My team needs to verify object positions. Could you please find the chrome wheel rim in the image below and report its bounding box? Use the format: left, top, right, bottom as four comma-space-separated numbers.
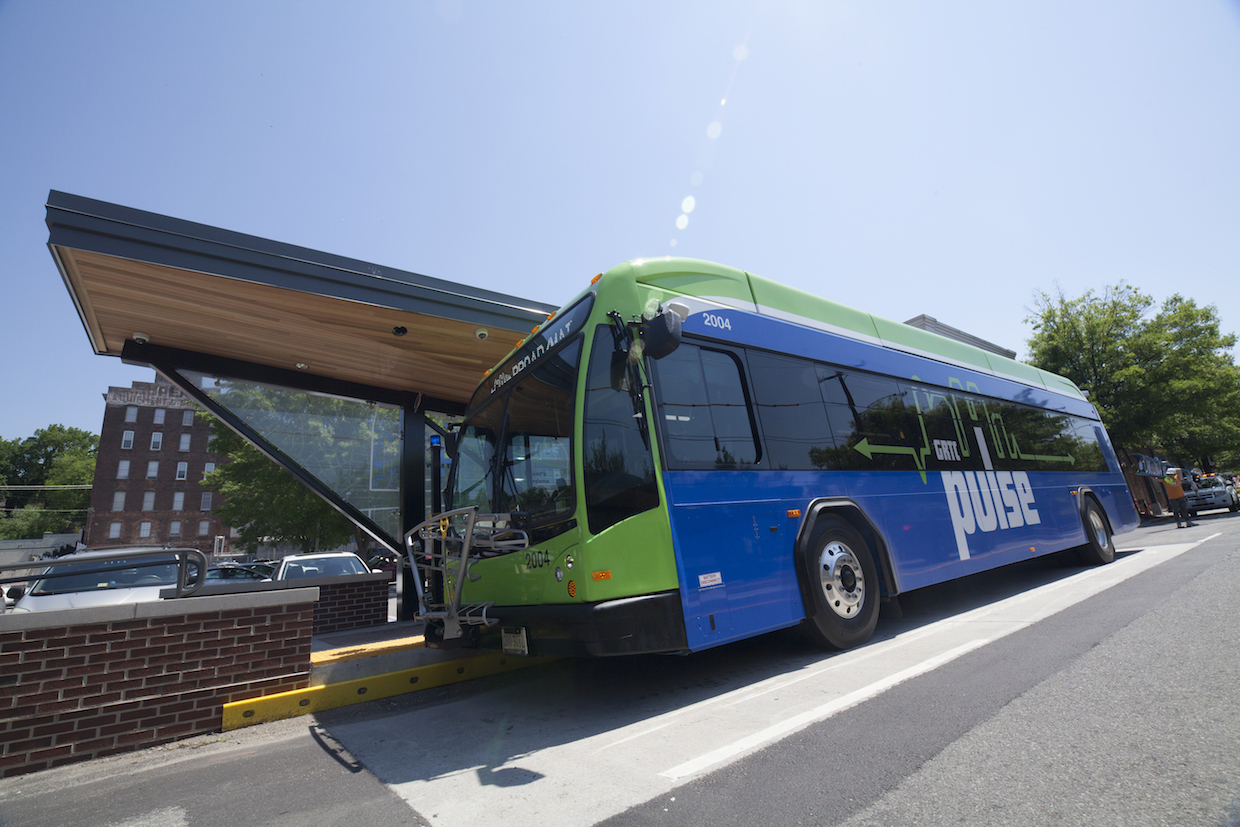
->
1088, 509, 1110, 550
818, 540, 864, 619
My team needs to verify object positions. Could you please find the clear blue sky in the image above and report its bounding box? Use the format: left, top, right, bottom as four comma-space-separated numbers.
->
2, 0, 1238, 441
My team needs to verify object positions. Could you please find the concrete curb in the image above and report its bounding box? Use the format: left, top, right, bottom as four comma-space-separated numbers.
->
221, 650, 556, 730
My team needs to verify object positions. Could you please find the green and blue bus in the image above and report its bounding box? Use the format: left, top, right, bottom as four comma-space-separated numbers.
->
409, 257, 1137, 656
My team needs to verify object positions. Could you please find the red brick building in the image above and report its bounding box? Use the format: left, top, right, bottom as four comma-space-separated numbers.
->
84, 375, 232, 555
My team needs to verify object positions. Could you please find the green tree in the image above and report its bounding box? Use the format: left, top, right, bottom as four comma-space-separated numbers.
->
201, 421, 360, 554
0, 425, 98, 540
1026, 284, 1240, 468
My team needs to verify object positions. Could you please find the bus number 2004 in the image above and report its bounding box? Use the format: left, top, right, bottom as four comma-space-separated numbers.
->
525, 551, 552, 569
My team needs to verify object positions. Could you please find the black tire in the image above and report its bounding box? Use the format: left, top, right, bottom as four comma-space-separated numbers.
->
1076, 497, 1115, 566
799, 517, 880, 649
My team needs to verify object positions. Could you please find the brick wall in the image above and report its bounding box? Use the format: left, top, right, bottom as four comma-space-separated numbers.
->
310, 574, 390, 635
0, 588, 318, 777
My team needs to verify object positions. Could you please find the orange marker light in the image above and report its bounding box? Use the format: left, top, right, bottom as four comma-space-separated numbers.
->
592, 571, 612, 581
787, 509, 802, 518
567, 580, 576, 597
591, 273, 602, 284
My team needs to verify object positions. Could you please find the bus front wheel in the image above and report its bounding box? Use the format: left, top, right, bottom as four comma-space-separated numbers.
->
800, 517, 880, 650
1076, 497, 1115, 566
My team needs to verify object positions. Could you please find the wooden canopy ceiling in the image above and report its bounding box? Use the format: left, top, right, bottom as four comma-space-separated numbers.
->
47, 192, 557, 411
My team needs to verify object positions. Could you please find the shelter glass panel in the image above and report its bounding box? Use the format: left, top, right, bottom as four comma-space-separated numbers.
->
180, 372, 404, 541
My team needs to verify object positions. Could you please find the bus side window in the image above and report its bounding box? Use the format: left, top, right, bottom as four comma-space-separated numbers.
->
747, 351, 834, 470
654, 344, 760, 469
817, 367, 918, 470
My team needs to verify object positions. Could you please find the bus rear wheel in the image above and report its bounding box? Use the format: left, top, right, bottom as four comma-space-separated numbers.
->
1076, 497, 1115, 566
800, 517, 879, 650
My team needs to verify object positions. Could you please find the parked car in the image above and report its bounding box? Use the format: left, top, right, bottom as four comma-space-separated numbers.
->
1186, 475, 1239, 514
269, 552, 375, 580
8, 550, 201, 612
204, 563, 269, 583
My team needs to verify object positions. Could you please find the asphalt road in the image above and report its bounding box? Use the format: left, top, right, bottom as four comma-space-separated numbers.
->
2, 513, 1238, 827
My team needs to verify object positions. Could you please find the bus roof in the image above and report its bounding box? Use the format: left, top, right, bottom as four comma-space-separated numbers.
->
615, 257, 1086, 402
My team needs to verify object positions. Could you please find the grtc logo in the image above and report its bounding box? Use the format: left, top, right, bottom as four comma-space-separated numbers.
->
942, 470, 1040, 560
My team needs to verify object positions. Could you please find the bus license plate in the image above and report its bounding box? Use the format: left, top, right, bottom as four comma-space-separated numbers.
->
502, 626, 529, 656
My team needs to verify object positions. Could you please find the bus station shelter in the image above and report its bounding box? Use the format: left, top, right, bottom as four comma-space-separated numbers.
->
45, 190, 557, 570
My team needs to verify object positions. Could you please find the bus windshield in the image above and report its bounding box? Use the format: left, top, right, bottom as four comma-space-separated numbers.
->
451, 337, 582, 526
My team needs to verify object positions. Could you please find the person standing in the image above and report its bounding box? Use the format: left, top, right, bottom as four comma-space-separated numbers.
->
1162, 467, 1196, 528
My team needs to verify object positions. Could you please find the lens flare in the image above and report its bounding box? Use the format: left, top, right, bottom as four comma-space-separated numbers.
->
681, 196, 696, 213
676, 214, 689, 230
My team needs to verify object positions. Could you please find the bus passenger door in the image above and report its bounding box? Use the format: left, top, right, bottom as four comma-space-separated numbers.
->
665, 481, 804, 650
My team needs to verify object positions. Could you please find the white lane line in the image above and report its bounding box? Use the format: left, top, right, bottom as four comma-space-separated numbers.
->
659, 535, 1215, 782
597, 623, 950, 753
660, 639, 991, 780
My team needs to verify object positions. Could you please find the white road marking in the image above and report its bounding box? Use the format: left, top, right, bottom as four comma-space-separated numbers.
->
331, 536, 1208, 827
660, 639, 991, 780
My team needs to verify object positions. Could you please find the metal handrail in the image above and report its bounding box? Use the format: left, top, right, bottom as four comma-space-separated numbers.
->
0, 547, 209, 600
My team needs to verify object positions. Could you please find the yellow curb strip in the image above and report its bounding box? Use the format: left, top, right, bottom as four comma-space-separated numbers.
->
222, 652, 556, 731
309, 635, 425, 666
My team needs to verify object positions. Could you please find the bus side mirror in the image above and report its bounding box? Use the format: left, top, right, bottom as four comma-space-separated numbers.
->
640, 309, 682, 360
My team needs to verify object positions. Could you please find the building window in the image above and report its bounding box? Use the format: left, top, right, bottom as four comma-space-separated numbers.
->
121, 430, 134, 450
117, 460, 130, 479
179, 433, 191, 452
172, 491, 185, 511
109, 522, 122, 539
150, 432, 163, 451
111, 491, 126, 511
169, 520, 181, 537
176, 461, 188, 480
125, 406, 138, 423
146, 461, 159, 479
142, 491, 156, 511
201, 492, 213, 511
182, 410, 194, 427
198, 519, 210, 537
153, 408, 166, 425
139, 521, 152, 538
203, 462, 215, 476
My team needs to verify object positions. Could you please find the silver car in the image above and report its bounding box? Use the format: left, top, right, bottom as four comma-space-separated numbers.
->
9, 550, 200, 612
1186, 476, 1239, 514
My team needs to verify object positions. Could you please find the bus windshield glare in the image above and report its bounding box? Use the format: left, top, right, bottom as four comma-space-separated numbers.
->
451, 337, 582, 526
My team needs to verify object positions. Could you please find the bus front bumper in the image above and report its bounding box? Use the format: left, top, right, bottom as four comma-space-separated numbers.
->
487, 590, 688, 657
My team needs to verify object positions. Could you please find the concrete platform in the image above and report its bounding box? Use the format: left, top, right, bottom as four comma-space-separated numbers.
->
310, 619, 500, 686
222, 618, 556, 731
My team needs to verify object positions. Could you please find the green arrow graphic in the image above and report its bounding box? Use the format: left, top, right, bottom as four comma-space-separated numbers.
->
854, 438, 928, 482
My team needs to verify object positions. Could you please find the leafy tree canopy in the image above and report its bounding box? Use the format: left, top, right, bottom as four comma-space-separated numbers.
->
0, 425, 98, 540
1026, 284, 1240, 469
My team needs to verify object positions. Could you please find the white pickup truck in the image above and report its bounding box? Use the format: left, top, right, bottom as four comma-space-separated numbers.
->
1185, 475, 1239, 514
